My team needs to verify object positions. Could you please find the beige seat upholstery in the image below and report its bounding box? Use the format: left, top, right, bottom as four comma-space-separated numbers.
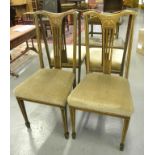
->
51, 45, 86, 67
61, 3, 76, 12
89, 48, 124, 72
13, 10, 78, 139
14, 69, 74, 106
68, 10, 136, 151
81, 36, 124, 49
68, 73, 133, 117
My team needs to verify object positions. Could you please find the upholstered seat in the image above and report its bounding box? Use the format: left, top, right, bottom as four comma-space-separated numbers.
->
80, 36, 124, 49
89, 48, 124, 72
61, 3, 76, 12
50, 45, 86, 67
76, 2, 89, 10
68, 73, 133, 117
14, 69, 74, 106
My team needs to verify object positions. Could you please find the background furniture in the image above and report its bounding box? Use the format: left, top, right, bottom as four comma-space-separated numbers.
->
60, 0, 76, 30
88, 0, 97, 9
10, 25, 37, 77
68, 10, 136, 151
68, 0, 85, 6
123, 0, 139, 8
13, 10, 78, 138
61, 0, 76, 12
10, 6, 17, 26
10, 1, 27, 24
29, 0, 60, 12
137, 28, 144, 55
89, 0, 123, 37
104, 0, 123, 12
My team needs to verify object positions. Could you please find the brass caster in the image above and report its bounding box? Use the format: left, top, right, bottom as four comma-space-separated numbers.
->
120, 143, 124, 151
65, 132, 69, 139
25, 122, 30, 128
72, 132, 76, 139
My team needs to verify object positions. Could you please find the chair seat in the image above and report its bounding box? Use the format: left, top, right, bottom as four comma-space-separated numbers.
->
50, 45, 86, 67
88, 48, 124, 72
68, 73, 133, 117
61, 3, 76, 7
80, 37, 124, 49
77, 2, 89, 10
14, 69, 74, 107
61, 3, 76, 11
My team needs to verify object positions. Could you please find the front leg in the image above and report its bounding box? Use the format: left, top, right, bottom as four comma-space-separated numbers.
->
17, 98, 30, 128
120, 117, 130, 151
60, 107, 69, 139
69, 106, 76, 139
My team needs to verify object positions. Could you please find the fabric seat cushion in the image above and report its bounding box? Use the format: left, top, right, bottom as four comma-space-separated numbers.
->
61, 3, 76, 11
89, 48, 124, 72
50, 45, 86, 67
80, 37, 124, 49
14, 69, 74, 107
68, 73, 133, 117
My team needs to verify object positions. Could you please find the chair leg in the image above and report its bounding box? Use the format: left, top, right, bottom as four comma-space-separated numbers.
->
84, 57, 88, 73
73, 79, 76, 89
69, 106, 76, 139
16, 98, 30, 128
120, 118, 130, 151
66, 17, 69, 31
78, 66, 81, 84
60, 107, 69, 139
91, 23, 93, 37
116, 22, 119, 39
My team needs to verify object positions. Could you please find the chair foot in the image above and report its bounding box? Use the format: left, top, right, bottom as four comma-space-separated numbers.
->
25, 122, 30, 128
64, 132, 69, 139
72, 132, 76, 139
120, 143, 124, 151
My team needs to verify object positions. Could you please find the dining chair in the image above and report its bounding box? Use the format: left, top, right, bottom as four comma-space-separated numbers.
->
89, 0, 123, 37
13, 9, 78, 139
68, 10, 136, 150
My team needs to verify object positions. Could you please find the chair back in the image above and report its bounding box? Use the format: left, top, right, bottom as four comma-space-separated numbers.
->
34, 10, 78, 75
83, 10, 136, 77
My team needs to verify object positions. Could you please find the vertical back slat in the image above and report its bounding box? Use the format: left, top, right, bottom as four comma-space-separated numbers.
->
39, 15, 52, 68
34, 14, 44, 68
84, 14, 90, 73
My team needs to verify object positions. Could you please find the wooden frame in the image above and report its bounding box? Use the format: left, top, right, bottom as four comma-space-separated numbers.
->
15, 10, 78, 139
69, 10, 136, 150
